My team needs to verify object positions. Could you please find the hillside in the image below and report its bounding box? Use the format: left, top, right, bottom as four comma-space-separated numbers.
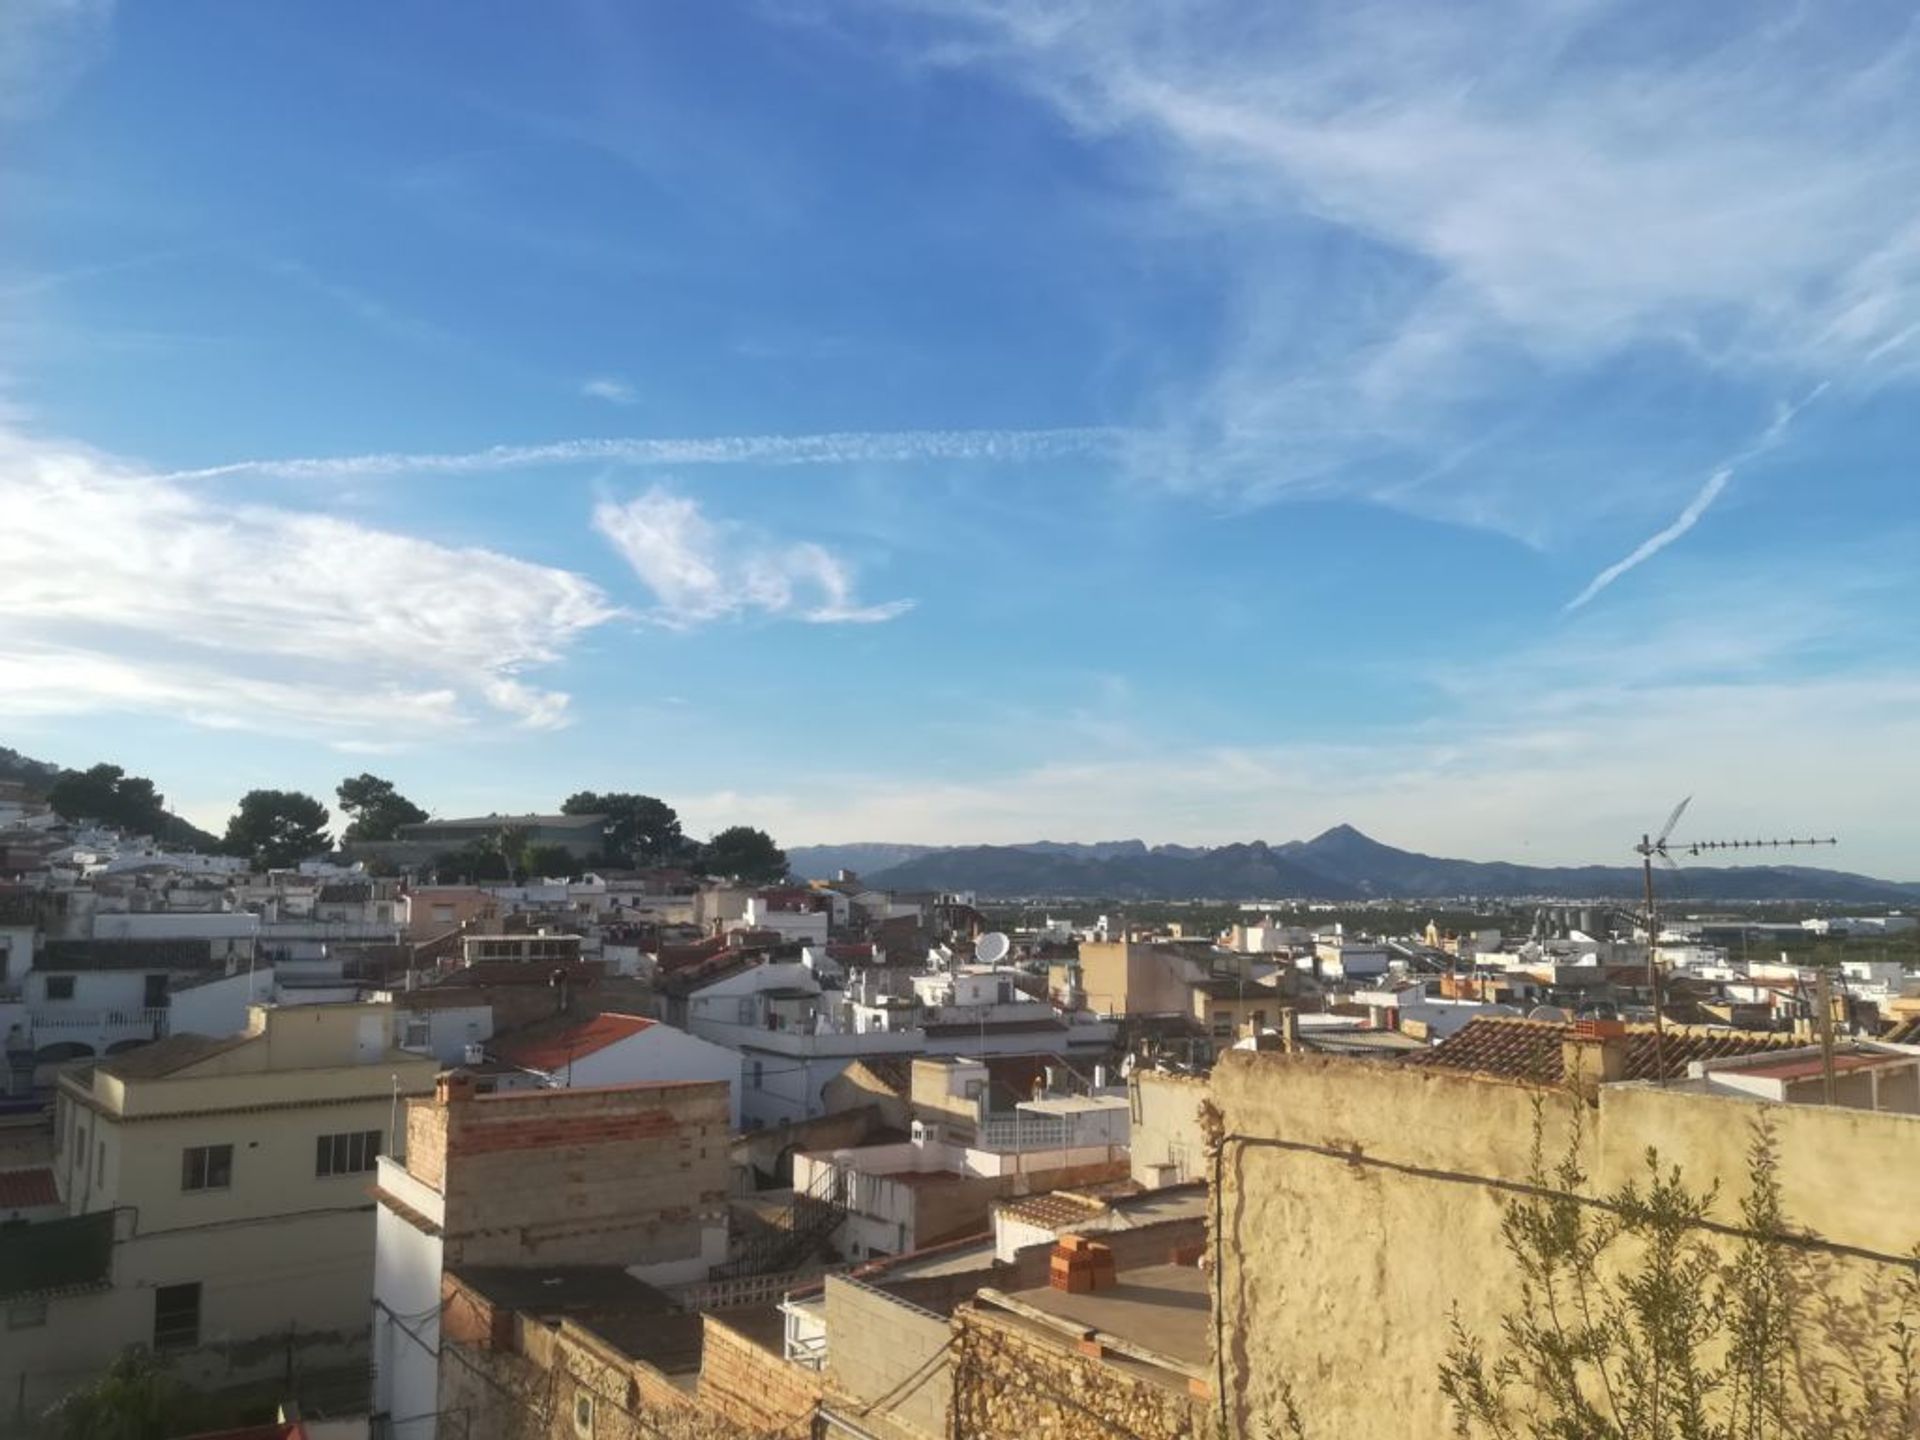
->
845, 824, 1920, 902
0, 744, 220, 849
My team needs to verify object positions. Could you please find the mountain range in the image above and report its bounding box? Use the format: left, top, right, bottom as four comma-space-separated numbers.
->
787, 826, 1920, 904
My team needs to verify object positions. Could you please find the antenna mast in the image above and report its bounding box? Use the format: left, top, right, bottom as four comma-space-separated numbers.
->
1633, 799, 1836, 1084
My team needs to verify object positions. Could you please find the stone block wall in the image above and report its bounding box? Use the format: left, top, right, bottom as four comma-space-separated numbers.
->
950, 1304, 1208, 1440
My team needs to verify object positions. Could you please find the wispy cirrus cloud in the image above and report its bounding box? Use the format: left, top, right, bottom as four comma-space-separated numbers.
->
0, 423, 617, 738
158, 425, 1123, 483
581, 376, 638, 405
0, 0, 113, 121
593, 485, 913, 628
885, 0, 1920, 554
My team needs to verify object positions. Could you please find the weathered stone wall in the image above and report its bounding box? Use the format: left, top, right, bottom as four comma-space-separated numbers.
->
824, 1275, 951, 1438
437, 1080, 730, 1268
950, 1304, 1208, 1440
694, 1313, 821, 1435
1209, 1049, 1920, 1440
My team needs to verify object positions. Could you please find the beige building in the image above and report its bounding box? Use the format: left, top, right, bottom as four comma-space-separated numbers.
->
2, 1004, 439, 1416
1208, 1020, 1920, 1439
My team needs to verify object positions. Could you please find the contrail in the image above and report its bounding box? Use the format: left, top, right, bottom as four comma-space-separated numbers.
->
1564, 383, 1828, 612
157, 426, 1127, 483
1563, 468, 1733, 611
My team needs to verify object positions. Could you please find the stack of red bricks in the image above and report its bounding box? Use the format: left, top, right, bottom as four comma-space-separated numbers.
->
1049, 1235, 1117, 1294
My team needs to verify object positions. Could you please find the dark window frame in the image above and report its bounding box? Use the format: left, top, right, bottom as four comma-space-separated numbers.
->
44, 975, 75, 1001
315, 1129, 382, 1177
181, 1144, 233, 1192
153, 1282, 200, 1351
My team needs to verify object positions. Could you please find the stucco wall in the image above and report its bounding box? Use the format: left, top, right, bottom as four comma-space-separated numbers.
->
1128, 1071, 1209, 1189
1209, 1050, 1920, 1440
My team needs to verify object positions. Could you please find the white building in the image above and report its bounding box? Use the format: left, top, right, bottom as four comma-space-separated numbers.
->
493, 1012, 743, 1128
687, 962, 1117, 1128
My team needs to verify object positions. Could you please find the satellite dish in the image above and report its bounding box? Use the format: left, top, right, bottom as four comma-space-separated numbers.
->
973, 931, 1010, 966
1528, 1005, 1570, 1024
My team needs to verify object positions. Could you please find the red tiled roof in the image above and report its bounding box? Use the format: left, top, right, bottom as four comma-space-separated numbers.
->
0, 1167, 59, 1209
497, 1012, 654, 1071
1403, 1016, 1803, 1084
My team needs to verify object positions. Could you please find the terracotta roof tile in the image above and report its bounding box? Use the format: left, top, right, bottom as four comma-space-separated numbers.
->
1403, 1016, 1802, 1085
496, 1012, 654, 1071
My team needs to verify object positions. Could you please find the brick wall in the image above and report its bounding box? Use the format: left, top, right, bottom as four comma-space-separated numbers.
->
695, 1313, 822, 1434
436, 1079, 730, 1268
950, 1305, 1208, 1440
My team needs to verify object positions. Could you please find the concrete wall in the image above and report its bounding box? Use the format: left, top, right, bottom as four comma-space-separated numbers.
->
1076, 942, 1190, 1017
371, 1202, 443, 1438
820, 1062, 912, 1133
825, 1275, 950, 1438
1209, 1049, 1920, 1440
3, 1208, 376, 1416
1127, 1071, 1209, 1189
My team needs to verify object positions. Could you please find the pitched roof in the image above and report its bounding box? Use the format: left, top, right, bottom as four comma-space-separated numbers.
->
1403, 1016, 1803, 1085
496, 1012, 655, 1071
96, 1032, 255, 1080
0, 1167, 58, 1209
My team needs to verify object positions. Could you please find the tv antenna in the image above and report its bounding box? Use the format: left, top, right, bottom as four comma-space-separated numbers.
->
1634, 797, 1837, 1083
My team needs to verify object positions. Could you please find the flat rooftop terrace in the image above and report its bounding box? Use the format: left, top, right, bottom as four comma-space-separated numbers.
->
1003, 1262, 1210, 1369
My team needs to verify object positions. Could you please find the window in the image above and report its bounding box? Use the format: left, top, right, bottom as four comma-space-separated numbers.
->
181, 1144, 232, 1192
143, 974, 169, 1008
402, 1017, 432, 1050
44, 975, 74, 1001
751, 1060, 764, 1090
431, 904, 455, 924
153, 1283, 200, 1351
1211, 1016, 1234, 1039
572, 1392, 594, 1439
316, 1130, 382, 1177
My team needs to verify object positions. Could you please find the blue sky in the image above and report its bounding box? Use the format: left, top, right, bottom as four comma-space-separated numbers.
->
4, 0, 1919, 873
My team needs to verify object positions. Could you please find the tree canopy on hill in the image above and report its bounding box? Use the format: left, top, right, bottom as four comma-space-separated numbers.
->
335, 773, 428, 843
562, 791, 690, 866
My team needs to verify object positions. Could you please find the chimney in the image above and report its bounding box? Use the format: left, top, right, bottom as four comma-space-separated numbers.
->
1278, 1008, 1300, 1053
1049, 1236, 1117, 1294
437, 1070, 477, 1107
1563, 1019, 1629, 1095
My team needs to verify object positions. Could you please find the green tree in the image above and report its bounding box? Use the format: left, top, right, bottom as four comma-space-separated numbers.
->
334, 773, 428, 844
561, 791, 686, 866
699, 825, 788, 884
1439, 1103, 1920, 1440
47, 764, 169, 837
525, 842, 580, 878
222, 789, 331, 870
45, 1348, 219, 1440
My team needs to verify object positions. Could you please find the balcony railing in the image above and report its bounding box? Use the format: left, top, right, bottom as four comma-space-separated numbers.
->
30, 1007, 171, 1035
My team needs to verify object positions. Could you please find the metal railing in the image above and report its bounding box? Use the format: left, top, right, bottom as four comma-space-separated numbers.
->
30, 1007, 171, 1035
